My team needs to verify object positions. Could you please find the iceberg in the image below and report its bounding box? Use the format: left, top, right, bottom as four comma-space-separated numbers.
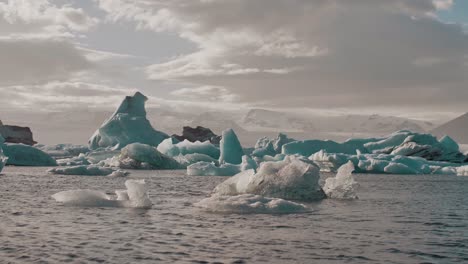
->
309, 151, 464, 175
2, 143, 57, 166
89, 92, 169, 150
47, 165, 121, 176
253, 133, 296, 157
214, 156, 326, 201
282, 139, 365, 157
174, 153, 219, 167
219, 129, 244, 165
187, 155, 257, 176
56, 153, 90, 166
110, 143, 183, 170
194, 194, 307, 214
52, 179, 151, 208
323, 161, 359, 199
456, 166, 468, 176
157, 138, 220, 159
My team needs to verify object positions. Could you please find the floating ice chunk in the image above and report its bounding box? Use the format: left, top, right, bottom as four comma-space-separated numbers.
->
187, 155, 256, 176
0, 148, 7, 173
57, 153, 90, 166
48, 165, 116, 176
115, 190, 129, 200
108, 170, 129, 177
89, 92, 168, 150
173, 153, 219, 167
2, 143, 57, 166
114, 143, 183, 170
187, 162, 241, 176
323, 161, 359, 199
456, 166, 468, 176
52, 190, 115, 207
34, 144, 90, 159
52, 179, 152, 208
214, 156, 325, 201
194, 194, 307, 214
157, 138, 220, 159
219, 129, 244, 165
85, 149, 121, 164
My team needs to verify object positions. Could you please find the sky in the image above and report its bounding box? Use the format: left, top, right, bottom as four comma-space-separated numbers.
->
0, 0, 467, 143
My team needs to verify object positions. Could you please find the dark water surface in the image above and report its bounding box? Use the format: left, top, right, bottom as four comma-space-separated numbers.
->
1, 167, 467, 263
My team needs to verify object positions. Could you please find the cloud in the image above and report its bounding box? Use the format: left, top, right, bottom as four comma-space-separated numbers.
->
170, 85, 240, 102
97, 0, 468, 111
0, 0, 98, 40
0, 39, 92, 85
0, 81, 135, 112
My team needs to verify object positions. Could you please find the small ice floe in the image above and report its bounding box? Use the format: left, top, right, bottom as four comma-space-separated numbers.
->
323, 161, 359, 200
194, 194, 307, 214
51, 180, 152, 208
47, 165, 123, 176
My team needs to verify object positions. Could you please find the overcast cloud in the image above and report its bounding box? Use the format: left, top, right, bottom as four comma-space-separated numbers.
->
0, 0, 467, 143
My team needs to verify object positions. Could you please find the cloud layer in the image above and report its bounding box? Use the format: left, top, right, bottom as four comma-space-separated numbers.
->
97, 0, 468, 110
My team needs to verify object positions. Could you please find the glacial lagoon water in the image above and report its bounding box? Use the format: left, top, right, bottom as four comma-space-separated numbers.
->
1, 167, 468, 263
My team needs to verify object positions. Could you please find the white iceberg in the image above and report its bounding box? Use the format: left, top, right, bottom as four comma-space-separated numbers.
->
214, 156, 325, 201
89, 92, 168, 150
157, 138, 220, 159
48, 165, 121, 176
323, 161, 359, 199
194, 194, 307, 214
456, 166, 468, 176
2, 143, 57, 166
187, 155, 256, 176
52, 179, 151, 208
110, 143, 183, 170
219, 129, 244, 165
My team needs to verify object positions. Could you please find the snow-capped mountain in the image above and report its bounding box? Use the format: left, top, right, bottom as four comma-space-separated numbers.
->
431, 112, 468, 143
239, 109, 433, 136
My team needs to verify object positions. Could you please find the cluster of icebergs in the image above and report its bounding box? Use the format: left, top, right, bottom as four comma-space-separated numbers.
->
1, 92, 467, 213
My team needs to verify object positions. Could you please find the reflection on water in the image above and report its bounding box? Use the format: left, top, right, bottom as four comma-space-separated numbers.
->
1, 167, 468, 263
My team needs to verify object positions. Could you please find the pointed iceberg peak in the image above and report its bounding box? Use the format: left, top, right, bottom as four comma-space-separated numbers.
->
89, 92, 169, 150
114, 92, 148, 117
219, 128, 244, 165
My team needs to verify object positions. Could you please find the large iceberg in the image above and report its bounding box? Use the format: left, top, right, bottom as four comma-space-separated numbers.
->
219, 129, 244, 165
323, 161, 359, 199
52, 179, 151, 208
2, 143, 57, 166
213, 156, 326, 201
106, 143, 183, 170
187, 155, 257, 176
194, 194, 307, 214
89, 92, 168, 150
157, 138, 220, 159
